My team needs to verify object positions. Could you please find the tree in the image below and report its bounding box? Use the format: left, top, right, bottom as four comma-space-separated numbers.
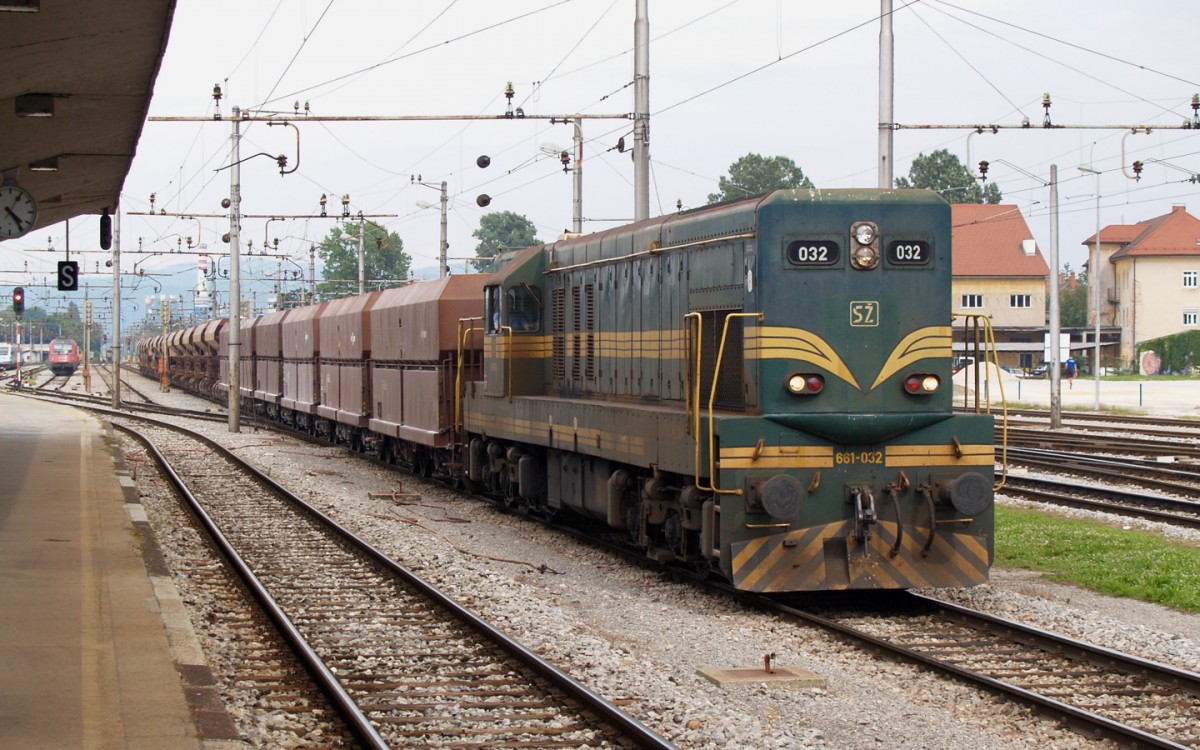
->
707, 153, 814, 205
471, 211, 540, 273
895, 149, 1002, 204
315, 221, 409, 300
1058, 263, 1088, 328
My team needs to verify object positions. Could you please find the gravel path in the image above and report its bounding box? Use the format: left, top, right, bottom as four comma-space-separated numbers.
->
123, 379, 1199, 749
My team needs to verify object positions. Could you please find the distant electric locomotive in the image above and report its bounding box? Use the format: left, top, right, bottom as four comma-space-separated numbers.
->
48, 337, 80, 376
144, 188, 997, 593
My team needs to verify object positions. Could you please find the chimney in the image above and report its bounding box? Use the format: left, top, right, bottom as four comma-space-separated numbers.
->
1172, 204, 1187, 212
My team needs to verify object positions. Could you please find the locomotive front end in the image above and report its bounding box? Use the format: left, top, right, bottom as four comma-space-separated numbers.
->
710, 190, 994, 591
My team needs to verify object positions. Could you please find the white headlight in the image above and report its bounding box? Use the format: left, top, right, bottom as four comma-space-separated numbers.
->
852, 244, 879, 270
854, 223, 875, 245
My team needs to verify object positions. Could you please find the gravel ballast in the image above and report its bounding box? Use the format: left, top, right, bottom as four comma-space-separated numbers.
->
120, 382, 1199, 749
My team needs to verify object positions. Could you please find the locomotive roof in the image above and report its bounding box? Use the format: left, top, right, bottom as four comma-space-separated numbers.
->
492, 188, 947, 274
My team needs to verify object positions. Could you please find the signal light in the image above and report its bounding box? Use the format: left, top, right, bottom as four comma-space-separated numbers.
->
904, 374, 940, 395
99, 208, 112, 250
12, 286, 25, 316
787, 373, 824, 395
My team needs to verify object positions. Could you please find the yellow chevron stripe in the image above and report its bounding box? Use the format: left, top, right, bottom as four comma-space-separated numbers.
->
747, 327, 860, 390
869, 326, 952, 390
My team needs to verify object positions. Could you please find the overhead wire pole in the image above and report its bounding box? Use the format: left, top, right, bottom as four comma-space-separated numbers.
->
1048, 164, 1062, 429
439, 180, 448, 278
111, 204, 121, 408
1079, 164, 1102, 411
980, 158, 1063, 426
412, 178, 450, 278
228, 107, 242, 433
633, 0, 650, 221
358, 212, 365, 295
878, 0, 894, 189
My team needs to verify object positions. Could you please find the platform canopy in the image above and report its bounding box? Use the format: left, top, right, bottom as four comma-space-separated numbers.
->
0, 0, 177, 232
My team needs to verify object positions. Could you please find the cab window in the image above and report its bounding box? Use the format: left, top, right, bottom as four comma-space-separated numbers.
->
506, 284, 542, 333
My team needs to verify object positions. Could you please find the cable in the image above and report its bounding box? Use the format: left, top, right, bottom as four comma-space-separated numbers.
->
312, 0, 462, 102
517, 0, 620, 111
923, 2, 1190, 122
254, 0, 339, 112
225, 0, 286, 82
653, 2, 919, 119
261, 0, 577, 108
907, 3, 1027, 120
930, 0, 1200, 90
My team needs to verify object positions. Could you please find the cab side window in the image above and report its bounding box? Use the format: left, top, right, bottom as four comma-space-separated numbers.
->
485, 286, 502, 333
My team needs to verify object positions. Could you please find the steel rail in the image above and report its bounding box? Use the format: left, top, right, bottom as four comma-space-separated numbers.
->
1001, 473, 1200, 528
1004, 446, 1200, 497
111, 412, 677, 750
113, 420, 391, 749
729, 587, 1198, 750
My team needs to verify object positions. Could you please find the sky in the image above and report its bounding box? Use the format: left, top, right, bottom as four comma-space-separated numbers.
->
4, 0, 1200, 325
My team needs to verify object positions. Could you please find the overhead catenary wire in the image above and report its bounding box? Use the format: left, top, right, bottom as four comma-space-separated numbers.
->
260, 0, 579, 109
922, 1, 1194, 123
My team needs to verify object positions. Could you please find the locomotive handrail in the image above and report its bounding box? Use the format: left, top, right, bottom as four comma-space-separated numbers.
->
684, 312, 703, 487
705, 312, 764, 496
500, 326, 513, 401
545, 231, 757, 274
454, 317, 483, 440
954, 313, 1008, 492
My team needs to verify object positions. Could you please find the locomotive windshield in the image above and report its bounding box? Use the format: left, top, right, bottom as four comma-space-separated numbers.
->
506, 284, 541, 333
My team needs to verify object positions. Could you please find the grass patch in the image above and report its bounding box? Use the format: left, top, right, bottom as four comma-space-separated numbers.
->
995, 505, 1200, 613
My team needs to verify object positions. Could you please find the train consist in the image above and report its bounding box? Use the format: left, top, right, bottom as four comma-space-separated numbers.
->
48, 338, 81, 376
138, 188, 998, 592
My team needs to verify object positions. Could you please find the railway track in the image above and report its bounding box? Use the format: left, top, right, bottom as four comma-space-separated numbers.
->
115, 413, 674, 749
1005, 427, 1200, 460
92, 362, 157, 404
1001, 448, 1200, 528
35, 370, 71, 391
755, 591, 1200, 750
998, 407, 1200, 437
1000, 473, 1200, 529
32, 387, 1200, 746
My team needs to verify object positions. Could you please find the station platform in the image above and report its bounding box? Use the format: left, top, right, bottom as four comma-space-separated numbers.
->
0, 393, 241, 749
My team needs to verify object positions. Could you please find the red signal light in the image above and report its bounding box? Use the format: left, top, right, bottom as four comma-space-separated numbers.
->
787, 373, 825, 395
904, 374, 940, 394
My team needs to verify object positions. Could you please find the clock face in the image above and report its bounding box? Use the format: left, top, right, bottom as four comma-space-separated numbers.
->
0, 185, 38, 239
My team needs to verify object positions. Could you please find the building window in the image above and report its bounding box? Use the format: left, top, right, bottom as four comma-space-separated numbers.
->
1009, 294, 1031, 308
1186, 309, 1198, 326
1185, 270, 1198, 288
961, 294, 983, 308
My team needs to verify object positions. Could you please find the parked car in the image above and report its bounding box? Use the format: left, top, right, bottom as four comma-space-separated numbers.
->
1028, 361, 1049, 378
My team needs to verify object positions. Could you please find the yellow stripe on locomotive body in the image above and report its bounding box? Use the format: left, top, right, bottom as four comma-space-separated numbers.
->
488, 324, 953, 398
884, 443, 995, 467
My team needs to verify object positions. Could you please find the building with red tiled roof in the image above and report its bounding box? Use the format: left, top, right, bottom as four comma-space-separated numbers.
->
1083, 204, 1200, 364
951, 204, 1051, 371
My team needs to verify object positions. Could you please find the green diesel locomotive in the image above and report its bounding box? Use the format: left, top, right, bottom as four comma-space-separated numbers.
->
462, 188, 995, 592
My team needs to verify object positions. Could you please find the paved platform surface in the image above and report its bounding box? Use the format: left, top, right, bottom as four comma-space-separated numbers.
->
955, 367, 1200, 418
0, 393, 240, 749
